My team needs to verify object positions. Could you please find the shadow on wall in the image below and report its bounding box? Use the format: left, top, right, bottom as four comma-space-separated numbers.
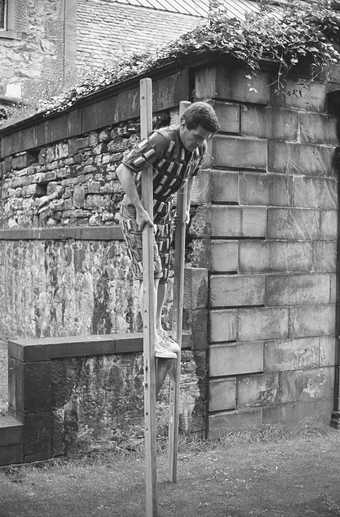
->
328, 89, 340, 429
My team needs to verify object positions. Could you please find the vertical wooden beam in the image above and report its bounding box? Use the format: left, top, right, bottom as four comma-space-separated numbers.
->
168, 100, 191, 482
140, 78, 158, 517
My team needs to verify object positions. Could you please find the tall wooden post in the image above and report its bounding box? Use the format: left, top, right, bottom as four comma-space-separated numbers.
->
168, 100, 191, 482
140, 78, 158, 517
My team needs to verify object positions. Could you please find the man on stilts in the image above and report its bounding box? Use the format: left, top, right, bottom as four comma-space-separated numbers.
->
117, 101, 219, 391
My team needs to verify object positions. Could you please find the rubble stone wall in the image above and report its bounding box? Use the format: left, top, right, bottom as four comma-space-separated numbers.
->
0, 0, 65, 103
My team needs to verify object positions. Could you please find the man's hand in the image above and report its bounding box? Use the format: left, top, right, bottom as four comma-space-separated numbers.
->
136, 205, 154, 231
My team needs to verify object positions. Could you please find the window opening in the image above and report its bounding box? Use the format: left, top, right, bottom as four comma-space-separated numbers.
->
0, 0, 7, 30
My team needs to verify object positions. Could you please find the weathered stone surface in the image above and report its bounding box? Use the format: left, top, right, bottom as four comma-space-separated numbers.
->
209, 342, 263, 377
191, 309, 208, 350
240, 241, 313, 273
0, 59, 337, 438
184, 267, 208, 310
208, 408, 263, 439
211, 170, 239, 204
195, 66, 271, 105
240, 105, 268, 139
239, 241, 270, 272
320, 210, 338, 240
0, 123, 135, 228
237, 373, 279, 408
289, 304, 336, 338
210, 275, 265, 308
271, 80, 327, 112
209, 378, 236, 412
241, 106, 299, 141
279, 367, 334, 404
300, 113, 338, 145
312, 241, 337, 272
23, 362, 52, 412
212, 101, 240, 133
242, 208, 267, 237
190, 170, 211, 205
238, 307, 289, 341
267, 208, 320, 240
329, 273, 337, 304
262, 398, 333, 427
0, 340, 7, 413
264, 337, 320, 372
212, 135, 267, 170
210, 240, 239, 273
292, 177, 337, 209
265, 274, 331, 306
190, 205, 212, 237
328, 63, 340, 83
269, 173, 293, 206
268, 141, 335, 176
8, 357, 23, 416
190, 238, 211, 269
210, 309, 237, 342
239, 173, 269, 205
319, 336, 336, 367
0, 240, 142, 339
0, 443, 23, 467
54, 349, 206, 451
23, 412, 53, 461
239, 173, 292, 207
210, 206, 241, 237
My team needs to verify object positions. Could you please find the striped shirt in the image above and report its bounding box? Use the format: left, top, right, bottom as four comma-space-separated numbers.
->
122, 126, 206, 223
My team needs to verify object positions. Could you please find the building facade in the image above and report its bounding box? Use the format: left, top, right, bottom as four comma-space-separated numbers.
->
0, 0, 205, 116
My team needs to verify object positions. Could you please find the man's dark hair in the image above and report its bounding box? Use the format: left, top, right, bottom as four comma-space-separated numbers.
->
181, 102, 220, 133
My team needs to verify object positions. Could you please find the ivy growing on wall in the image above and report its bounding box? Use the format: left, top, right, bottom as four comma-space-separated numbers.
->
7, 2, 340, 120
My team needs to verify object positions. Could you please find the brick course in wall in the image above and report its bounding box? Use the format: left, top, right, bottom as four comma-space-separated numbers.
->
76, 1, 203, 73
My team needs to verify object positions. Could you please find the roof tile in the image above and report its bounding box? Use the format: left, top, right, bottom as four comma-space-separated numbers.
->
113, 0, 262, 18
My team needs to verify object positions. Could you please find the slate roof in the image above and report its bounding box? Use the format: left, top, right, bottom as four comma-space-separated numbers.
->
113, 0, 263, 18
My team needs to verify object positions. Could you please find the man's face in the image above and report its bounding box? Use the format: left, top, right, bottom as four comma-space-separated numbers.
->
179, 122, 212, 152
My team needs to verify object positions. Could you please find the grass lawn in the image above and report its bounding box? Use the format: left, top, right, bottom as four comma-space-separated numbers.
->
0, 423, 340, 517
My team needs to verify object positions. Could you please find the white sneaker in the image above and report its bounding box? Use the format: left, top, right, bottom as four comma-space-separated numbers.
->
159, 329, 180, 354
154, 332, 178, 358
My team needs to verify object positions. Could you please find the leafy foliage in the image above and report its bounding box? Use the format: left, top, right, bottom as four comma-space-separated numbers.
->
9, 2, 340, 119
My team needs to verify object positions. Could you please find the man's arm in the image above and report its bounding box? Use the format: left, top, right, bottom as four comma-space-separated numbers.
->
116, 163, 154, 230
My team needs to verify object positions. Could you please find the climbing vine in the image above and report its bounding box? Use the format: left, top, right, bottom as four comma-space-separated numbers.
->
7, 2, 340, 120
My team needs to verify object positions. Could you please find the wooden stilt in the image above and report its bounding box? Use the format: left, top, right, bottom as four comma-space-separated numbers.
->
140, 78, 158, 517
168, 101, 191, 483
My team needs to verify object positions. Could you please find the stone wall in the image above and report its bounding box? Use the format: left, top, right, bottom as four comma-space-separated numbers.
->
0, 125, 132, 228
0, 0, 65, 105
0, 0, 202, 113
190, 64, 340, 436
0, 70, 208, 444
0, 58, 339, 442
7, 336, 207, 461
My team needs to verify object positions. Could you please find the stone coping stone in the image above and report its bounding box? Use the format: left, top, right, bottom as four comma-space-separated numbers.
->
0, 225, 123, 241
0, 415, 23, 446
8, 332, 192, 362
